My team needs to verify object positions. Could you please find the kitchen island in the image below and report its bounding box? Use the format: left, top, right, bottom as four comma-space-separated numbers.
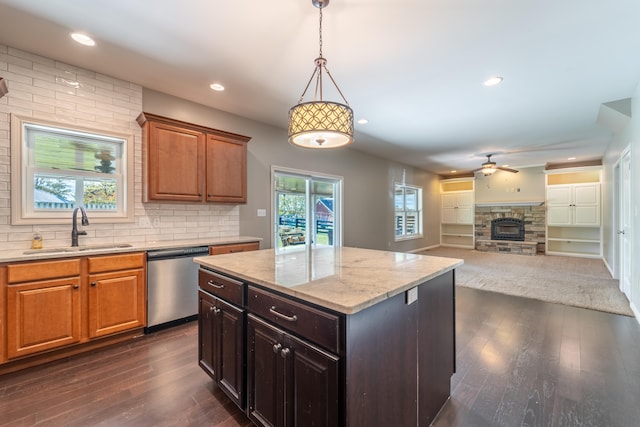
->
194, 245, 462, 427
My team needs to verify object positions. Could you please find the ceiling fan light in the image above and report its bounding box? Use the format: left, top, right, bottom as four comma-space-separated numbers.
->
288, 101, 354, 148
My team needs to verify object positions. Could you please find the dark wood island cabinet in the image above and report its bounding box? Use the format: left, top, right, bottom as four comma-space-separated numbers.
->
195, 246, 462, 427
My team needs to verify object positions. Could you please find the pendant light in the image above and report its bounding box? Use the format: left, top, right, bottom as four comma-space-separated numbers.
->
288, 0, 354, 149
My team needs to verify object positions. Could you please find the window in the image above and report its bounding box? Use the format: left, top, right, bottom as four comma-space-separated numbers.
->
395, 183, 422, 240
11, 114, 134, 224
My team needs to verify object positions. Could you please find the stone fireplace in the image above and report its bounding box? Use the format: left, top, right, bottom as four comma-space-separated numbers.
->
475, 203, 545, 255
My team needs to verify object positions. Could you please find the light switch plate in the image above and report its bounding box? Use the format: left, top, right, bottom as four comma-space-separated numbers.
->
406, 287, 418, 305
257, 209, 266, 217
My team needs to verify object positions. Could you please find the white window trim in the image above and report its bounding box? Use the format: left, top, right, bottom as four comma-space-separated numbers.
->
10, 114, 135, 225
394, 182, 423, 242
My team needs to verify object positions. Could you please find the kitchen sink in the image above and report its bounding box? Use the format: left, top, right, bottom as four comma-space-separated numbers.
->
77, 244, 133, 251
23, 248, 74, 254
23, 243, 133, 255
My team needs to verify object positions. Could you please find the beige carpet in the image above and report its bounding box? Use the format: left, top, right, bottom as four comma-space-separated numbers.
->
420, 247, 634, 317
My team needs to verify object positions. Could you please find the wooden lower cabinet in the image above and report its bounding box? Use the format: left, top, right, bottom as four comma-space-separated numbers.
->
2, 253, 146, 368
198, 267, 455, 427
6, 276, 82, 359
246, 314, 339, 427
199, 290, 245, 408
88, 268, 145, 338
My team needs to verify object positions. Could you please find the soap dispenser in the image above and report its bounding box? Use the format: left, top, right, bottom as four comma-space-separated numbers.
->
31, 231, 43, 249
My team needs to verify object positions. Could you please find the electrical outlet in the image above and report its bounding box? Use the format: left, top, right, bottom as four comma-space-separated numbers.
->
139, 217, 151, 228
406, 287, 418, 305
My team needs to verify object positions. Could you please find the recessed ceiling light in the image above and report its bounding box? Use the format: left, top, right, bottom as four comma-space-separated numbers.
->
357, 118, 369, 125
70, 33, 96, 46
450, 170, 457, 173
567, 157, 577, 160
483, 76, 503, 87
209, 83, 225, 91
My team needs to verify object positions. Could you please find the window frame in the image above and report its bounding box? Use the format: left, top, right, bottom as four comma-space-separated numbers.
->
394, 182, 423, 241
10, 114, 135, 225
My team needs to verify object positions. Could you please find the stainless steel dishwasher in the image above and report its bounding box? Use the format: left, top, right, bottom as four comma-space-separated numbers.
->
146, 245, 209, 332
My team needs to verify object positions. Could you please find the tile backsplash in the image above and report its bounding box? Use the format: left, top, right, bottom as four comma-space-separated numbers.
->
0, 44, 239, 250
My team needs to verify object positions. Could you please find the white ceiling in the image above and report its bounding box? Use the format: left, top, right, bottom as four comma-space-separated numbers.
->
1, 0, 639, 175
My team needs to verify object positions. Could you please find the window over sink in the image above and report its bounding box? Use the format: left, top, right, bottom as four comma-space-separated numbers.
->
10, 114, 134, 224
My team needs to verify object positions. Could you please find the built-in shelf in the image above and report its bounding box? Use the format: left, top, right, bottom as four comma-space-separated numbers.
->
475, 201, 544, 207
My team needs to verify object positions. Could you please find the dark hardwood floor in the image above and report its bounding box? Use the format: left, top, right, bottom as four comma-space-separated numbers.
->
1, 287, 639, 426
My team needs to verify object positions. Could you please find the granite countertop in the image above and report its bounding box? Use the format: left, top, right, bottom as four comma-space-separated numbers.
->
0, 236, 262, 263
194, 246, 463, 314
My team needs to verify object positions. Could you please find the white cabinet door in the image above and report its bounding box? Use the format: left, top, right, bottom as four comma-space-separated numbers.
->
546, 185, 572, 225
455, 192, 474, 224
546, 183, 600, 226
441, 192, 473, 224
573, 183, 600, 226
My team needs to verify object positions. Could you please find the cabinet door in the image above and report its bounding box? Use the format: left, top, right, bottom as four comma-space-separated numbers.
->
199, 290, 217, 379
88, 268, 145, 338
217, 297, 245, 408
285, 334, 339, 427
247, 314, 285, 427
455, 192, 474, 224
6, 277, 82, 359
148, 122, 205, 202
573, 183, 600, 226
441, 193, 458, 224
206, 136, 247, 203
546, 185, 572, 225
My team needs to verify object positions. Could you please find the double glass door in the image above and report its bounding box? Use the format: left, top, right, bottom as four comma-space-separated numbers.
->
273, 169, 341, 248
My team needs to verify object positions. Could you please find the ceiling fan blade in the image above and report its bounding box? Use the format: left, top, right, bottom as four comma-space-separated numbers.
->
497, 166, 519, 173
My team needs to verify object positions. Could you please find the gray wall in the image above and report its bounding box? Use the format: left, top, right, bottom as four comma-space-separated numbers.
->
475, 166, 546, 203
142, 89, 441, 252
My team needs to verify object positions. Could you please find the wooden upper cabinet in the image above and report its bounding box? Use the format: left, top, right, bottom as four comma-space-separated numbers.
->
206, 135, 247, 203
147, 121, 205, 202
138, 112, 251, 204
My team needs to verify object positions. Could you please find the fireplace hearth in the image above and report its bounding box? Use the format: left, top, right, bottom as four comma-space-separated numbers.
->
491, 218, 525, 241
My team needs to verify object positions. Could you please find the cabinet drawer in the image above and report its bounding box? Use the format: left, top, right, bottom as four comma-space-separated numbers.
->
7, 259, 81, 283
209, 242, 259, 255
247, 286, 341, 353
199, 269, 244, 306
88, 252, 145, 274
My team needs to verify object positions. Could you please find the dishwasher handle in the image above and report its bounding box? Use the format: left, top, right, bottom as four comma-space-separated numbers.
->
147, 246, 209, 260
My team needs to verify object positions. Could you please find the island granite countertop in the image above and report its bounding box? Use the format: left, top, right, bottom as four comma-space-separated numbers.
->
194, 245, 463, 314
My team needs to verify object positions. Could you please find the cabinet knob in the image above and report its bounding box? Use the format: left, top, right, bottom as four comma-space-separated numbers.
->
273, 343, 282, 354
209, 306, 215, 313
73, 284, 79, 289
91, 282, 97, 287
280, 348, 291, 359
214, 307, 221, 315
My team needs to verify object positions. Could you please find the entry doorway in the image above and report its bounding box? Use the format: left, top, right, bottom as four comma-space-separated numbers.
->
615, 147, 632, 298
271, 167, 343, 249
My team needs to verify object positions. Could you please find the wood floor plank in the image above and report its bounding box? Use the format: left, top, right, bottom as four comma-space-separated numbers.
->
1, 287, 639, 427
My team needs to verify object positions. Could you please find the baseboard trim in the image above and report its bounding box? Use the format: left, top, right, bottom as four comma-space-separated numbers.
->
409, 244, 440, 253
631, 301, 640, 324
603, 257, 616, 279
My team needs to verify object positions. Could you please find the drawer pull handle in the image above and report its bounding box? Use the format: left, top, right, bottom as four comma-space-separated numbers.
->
269, 306, 297, 322
207, 280, 225, 289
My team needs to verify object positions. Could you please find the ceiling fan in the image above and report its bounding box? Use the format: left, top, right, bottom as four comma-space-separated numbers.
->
473, 154, 519, 176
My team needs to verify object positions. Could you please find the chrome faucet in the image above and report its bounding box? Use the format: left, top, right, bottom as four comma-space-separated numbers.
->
71, 207, 89, 247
